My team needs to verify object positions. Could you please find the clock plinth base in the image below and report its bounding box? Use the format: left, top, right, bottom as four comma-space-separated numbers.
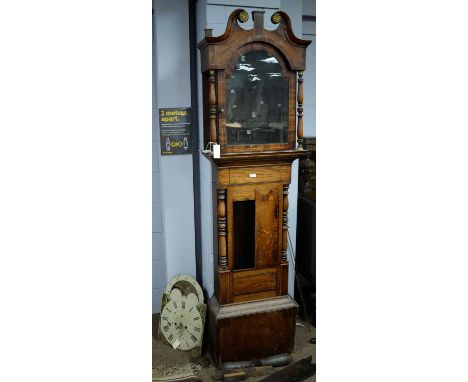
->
207, 294, 298, 366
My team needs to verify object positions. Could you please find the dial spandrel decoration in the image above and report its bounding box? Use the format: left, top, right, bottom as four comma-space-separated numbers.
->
158, 275, 206, 354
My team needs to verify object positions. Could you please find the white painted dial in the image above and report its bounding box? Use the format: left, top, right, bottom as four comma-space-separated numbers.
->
164, 275, 204, 304
160, 294, 204, 351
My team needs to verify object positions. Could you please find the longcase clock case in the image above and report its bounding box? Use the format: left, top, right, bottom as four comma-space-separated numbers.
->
198, 9, 311, 365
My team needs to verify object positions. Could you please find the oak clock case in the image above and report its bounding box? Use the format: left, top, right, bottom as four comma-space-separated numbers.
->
198, 9, 311, 365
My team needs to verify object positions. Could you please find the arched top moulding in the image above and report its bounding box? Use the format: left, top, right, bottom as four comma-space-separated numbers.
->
197, 9, 311, 72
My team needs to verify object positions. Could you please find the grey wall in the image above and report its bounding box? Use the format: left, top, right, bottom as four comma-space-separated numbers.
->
303, 0, 316, 19
196, 0, 214, 300
302, 0, 316, 137
152, 5, 167, 313
153, 0, 196, 313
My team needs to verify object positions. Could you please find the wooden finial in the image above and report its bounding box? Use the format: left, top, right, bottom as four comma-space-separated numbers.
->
252, 11, 265, 34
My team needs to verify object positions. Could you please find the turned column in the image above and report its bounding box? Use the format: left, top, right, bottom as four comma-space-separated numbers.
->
297, 71, 304, 149
281, 185, 289, 263
217, 189, 227, 269
208, 70, 217, 143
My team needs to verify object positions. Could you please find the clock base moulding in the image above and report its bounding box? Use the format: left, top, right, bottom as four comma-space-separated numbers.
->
207, 294, 298, 366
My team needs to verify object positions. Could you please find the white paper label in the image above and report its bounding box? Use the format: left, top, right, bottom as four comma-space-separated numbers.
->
249, 173, 257, 178
213, 144, 221, 159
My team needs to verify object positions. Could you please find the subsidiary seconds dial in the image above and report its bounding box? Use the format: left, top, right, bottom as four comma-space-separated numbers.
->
160, 290, 203, 351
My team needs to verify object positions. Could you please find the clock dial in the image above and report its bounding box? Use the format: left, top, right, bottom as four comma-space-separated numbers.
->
170, 288, 182, 300
159, 275, 206, 353
186, 292, 198, 306
160, 296, 204, 351
164, 274, 204, 304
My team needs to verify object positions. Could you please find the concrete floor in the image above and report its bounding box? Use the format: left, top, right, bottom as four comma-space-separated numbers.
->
153, 314, 316, 382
